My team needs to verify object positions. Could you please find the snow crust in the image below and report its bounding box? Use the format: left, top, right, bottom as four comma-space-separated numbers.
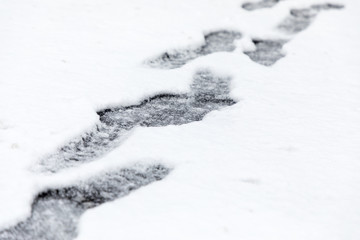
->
0, 0, 359, 239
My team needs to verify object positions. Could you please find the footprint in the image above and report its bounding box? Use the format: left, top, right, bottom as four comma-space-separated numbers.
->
278, 3, 344, 34
244, 3, 344, 66
145, 30, 242, 69
244, 39, 286, 66
0, 164, 170, 240
36, 70, 236, 173
242, 0, 282, 11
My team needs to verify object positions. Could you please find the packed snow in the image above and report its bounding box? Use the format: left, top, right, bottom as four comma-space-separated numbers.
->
0, 0, 359, 239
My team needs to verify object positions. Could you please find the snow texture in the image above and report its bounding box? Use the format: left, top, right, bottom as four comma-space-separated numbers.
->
0, 164, 170, 240
36, 70, 235, 173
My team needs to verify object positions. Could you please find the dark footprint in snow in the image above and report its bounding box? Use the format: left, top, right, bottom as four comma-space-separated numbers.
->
242, 0, 282, 11
0, 164, 170, 240
244, 3, 343, 66
278, 3, 344, 34
36, 70, 236, 173
145, 30, 242, 69
244, 39, 287, 66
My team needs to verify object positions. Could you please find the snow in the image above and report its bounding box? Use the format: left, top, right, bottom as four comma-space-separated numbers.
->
0, 0, 359, 239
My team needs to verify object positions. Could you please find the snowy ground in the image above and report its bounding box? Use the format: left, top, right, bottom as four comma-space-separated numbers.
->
0, 0, 359, 239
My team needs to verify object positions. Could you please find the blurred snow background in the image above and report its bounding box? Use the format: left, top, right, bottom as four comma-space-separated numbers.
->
0, 0, 359, 239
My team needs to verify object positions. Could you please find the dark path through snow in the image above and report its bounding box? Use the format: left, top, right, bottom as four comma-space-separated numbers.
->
0, 3, 345, 239
4, 70, 235, 239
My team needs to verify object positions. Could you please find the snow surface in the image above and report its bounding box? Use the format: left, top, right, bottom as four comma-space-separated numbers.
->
0, 0, 359, 239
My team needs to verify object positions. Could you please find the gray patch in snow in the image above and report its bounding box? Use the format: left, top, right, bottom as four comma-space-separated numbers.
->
244, 39, 287, 66
0, 164, 170, 240
278, 3, 344, 34
36, 70, 236, 173
145, 30, 242, 69
243, 3, 343, 66
242, 0, 281, 11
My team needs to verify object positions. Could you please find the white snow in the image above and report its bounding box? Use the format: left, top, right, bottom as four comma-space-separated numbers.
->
0, 0, 359, 239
